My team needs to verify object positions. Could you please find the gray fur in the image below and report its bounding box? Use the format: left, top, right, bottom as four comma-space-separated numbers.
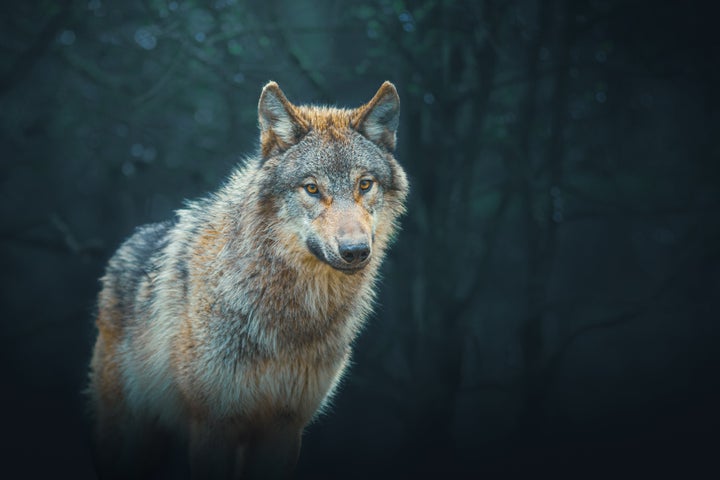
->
88, 82, 409, 479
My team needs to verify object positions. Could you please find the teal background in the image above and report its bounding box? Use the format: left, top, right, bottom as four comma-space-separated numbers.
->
1, 0, 718, 477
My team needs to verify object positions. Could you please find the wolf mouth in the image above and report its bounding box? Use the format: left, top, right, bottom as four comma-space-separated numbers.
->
306, 238, 368, 273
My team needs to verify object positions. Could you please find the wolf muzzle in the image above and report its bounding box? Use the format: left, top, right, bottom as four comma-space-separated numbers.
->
338, 241, 370, 266
306, 236, 372, 272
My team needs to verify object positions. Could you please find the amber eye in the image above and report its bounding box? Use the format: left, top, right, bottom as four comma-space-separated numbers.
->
304, 183, 319, 196
359, 179, 373, 192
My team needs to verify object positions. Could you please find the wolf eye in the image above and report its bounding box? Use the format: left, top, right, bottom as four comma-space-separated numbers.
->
359, 179, 373, 192
304, 183, 319, 196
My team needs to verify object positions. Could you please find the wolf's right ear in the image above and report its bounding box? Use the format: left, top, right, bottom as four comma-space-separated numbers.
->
258, 82, 308, 158
352, 81, 400, 151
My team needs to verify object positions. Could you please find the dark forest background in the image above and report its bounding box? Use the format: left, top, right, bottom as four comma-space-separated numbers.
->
1, 0, 719, 478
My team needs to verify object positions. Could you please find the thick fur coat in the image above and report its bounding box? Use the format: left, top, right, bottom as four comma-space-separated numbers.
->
88, 81, 408, 479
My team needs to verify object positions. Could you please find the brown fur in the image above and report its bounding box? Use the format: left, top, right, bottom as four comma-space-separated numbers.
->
88, 81, 408, 479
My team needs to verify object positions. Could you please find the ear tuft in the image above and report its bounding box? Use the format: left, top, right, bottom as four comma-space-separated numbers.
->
353, 81, 400, 151
258, 82, 307, 157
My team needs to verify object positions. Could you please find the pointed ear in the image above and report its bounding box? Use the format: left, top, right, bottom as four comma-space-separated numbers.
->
258, 81, 308, 157
352, 81, 400, 151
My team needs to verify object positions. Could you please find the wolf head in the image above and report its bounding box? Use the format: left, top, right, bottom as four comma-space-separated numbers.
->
255, 81, 408, 274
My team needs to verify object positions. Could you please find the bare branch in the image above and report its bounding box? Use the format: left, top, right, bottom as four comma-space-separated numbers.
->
0, 214, 105, 257
542, 228, 702, 380
448, 182, 514, 322
0, 0, 73, 96
266, 1, 332, 102
544, 310, 638, 378
132, 44, 185, 107
59, 48, 125, 91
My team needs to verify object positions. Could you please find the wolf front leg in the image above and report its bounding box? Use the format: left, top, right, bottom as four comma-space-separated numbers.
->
188, 420, 301, 479
188, 419, 246, 479
90, 352, 171, 478
242, 424, 303, 480
92, 409, 171, 480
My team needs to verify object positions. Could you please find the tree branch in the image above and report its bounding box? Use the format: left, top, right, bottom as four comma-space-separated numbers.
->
0, 0, 73, 96
448, 183, 514, 321
542, 230, 701, 381
0, 214, 105, 257
544, 310, 638, 379
267, 0, 332, 103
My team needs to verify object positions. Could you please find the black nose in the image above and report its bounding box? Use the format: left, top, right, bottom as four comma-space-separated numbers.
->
339, 242, 370, 265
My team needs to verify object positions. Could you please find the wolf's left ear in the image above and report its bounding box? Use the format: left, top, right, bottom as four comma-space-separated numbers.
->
258, 81, 308, 157
352, 81, 400, 151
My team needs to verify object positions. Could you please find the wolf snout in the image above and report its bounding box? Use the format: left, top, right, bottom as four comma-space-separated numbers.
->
338, 241, 371, 266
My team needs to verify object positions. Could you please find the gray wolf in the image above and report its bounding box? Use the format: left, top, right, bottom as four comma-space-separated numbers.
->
87, 81, 408, 479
